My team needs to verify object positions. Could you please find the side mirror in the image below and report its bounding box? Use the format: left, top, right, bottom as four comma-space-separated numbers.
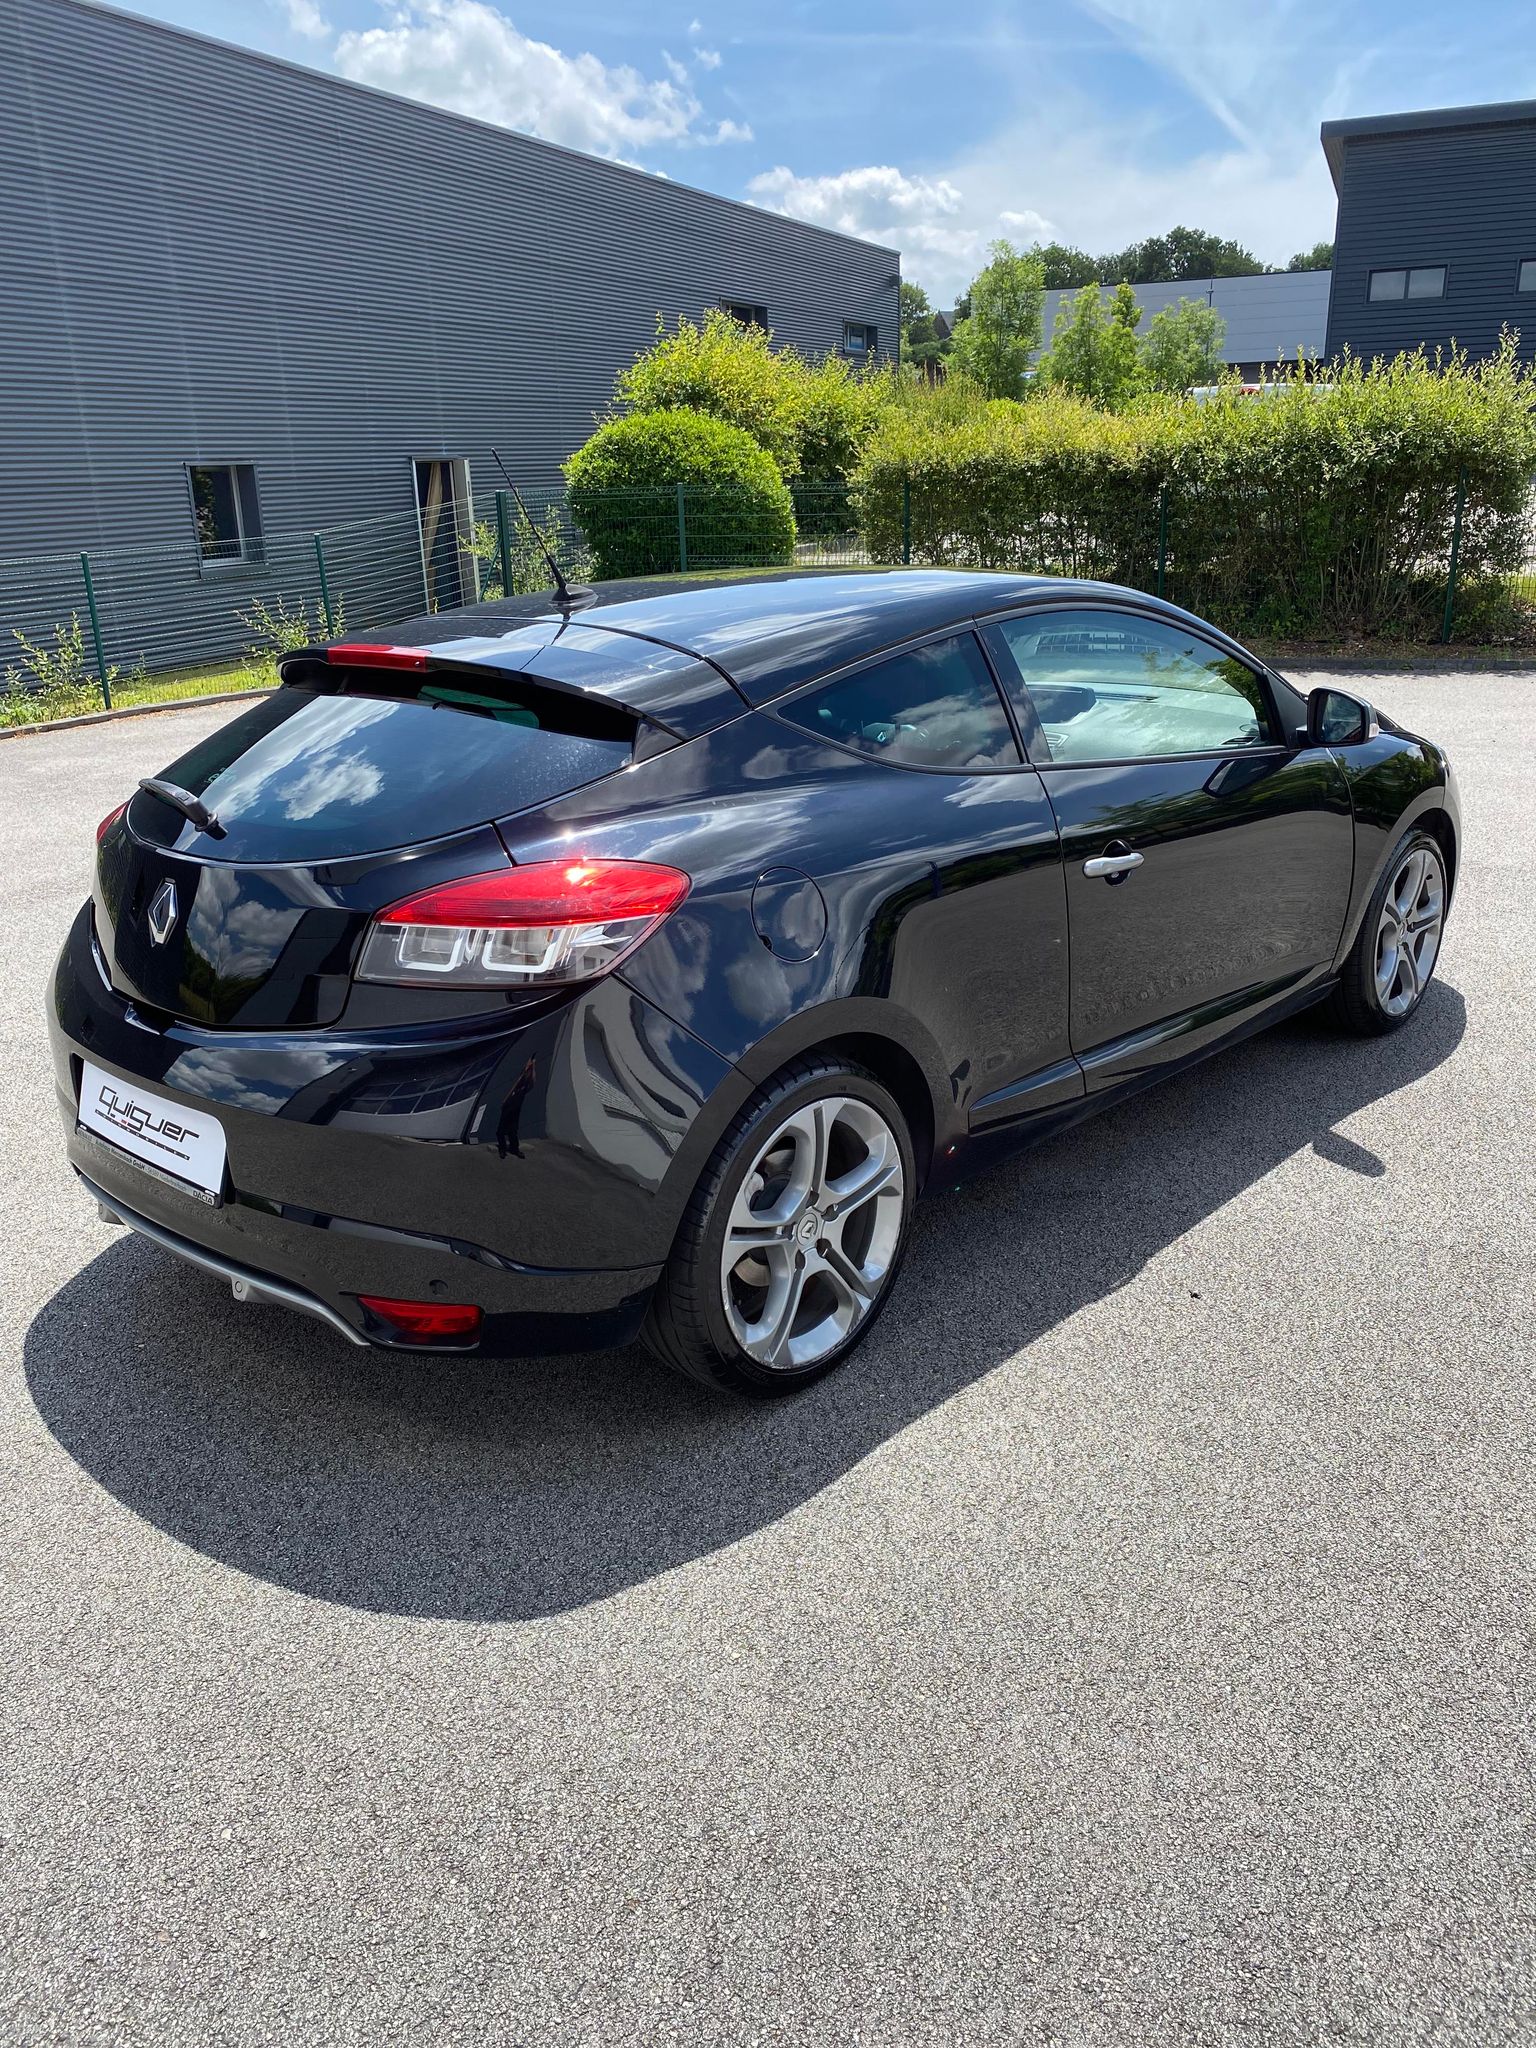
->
1306, 686, 1378, 749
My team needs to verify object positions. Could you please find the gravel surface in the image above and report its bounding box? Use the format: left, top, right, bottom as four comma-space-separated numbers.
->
2, 670, 1532, 2045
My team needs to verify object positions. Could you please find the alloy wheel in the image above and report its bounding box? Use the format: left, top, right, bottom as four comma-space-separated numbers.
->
1374, 842, 1445, 1019
720, 1095, 906, 1372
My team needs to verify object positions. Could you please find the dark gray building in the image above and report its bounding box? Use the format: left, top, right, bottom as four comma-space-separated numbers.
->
1323, 99, 1536, 363
1, 0, 896, 659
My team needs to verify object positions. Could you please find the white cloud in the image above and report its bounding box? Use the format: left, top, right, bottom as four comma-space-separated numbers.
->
746, 164, 1015, 291
693, 45, 722, 70
280, 0, 329, 37
333, 1, 740, 156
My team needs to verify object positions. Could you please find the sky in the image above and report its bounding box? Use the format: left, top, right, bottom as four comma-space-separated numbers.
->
114, 0, 1536, 302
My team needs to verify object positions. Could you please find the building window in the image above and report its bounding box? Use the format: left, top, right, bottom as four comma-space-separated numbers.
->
1518, 260, 1536, 293
188, 464, 263, 566
720, 300, 767, 329
1368, 266, 1446, 302
842, 320, 878, 358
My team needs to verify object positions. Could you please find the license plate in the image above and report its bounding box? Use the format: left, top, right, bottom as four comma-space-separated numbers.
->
77, 1060, 227, 1204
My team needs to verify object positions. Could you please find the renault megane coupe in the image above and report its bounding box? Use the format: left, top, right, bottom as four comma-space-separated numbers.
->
51, 570, 1459, 1395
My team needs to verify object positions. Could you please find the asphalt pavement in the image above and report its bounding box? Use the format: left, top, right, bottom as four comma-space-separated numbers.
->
2, 668, 1533, 2045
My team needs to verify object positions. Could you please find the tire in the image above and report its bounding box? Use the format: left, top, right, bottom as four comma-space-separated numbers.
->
1329, 826, 1448, 1037
642, 1053, 916, 1397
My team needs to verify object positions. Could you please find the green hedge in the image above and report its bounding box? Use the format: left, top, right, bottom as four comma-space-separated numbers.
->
852, 345, 1536, 637
565, 409, 796, 579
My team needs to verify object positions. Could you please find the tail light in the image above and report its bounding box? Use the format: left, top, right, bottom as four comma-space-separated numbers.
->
324, 644, 429, 670
96, 801, 127, 844
357, 859, 690, 988
357, 1296, 483, 1344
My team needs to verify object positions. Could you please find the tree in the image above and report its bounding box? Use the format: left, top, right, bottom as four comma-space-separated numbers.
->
1037, 279, 1145, 408
900, 278, 951, 374
1035, 240, 1099, 289
1140, 296, 1228, 393
1286, 240, 1334, 272
1100, 225, 1263, 283
948, 240, 1046, 399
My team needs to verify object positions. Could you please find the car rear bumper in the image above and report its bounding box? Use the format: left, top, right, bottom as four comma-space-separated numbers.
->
49, 905, 741, 1355
69, 1145, 659, 1354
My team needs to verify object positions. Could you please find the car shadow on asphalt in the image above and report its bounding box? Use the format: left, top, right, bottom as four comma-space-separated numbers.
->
25, 982, 1466, 1622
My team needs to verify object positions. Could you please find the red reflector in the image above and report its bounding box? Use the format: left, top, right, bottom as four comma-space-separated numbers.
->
357, 1295, 483, 1342
325, 643, 430, 670
375, 859, 690, 929
96, 801, 127, 844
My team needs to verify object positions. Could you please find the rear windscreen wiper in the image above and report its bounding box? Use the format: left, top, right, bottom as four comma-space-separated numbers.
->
138, 777, 225, 838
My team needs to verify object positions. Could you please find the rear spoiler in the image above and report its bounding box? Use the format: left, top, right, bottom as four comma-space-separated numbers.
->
277, 643, 681, 756
280, 625, 742, 743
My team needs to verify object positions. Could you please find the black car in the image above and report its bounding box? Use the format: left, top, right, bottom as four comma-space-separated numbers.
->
51, 570, 1459, 1396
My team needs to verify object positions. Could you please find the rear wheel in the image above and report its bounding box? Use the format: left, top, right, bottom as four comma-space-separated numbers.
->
643, 1055, 915, 1396
1330, 828, 1447, 1035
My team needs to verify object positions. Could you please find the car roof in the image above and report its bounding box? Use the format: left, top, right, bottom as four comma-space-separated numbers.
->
571, 569, 1050, 701
352, 567, 1258, 715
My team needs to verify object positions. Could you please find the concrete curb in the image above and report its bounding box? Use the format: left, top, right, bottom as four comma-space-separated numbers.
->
0, 688, 270, 740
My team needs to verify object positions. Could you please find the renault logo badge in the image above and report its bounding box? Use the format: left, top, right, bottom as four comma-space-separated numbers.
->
147, 879, 178, 946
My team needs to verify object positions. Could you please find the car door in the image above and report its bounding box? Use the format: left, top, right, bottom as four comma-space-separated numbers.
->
982, 604, 1354, 1094
761, 627, 1080, 1135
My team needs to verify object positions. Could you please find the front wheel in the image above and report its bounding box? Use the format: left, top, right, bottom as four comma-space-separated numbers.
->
1330, 828, 1447, 1036
643, 1055, 915, 1396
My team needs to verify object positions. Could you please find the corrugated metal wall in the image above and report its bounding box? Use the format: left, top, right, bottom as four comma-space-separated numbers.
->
1325, 120, 1536, 363
0, 0, 897, 659
1038, 273, 1331, 373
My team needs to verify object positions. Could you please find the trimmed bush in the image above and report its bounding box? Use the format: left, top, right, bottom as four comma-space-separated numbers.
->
617, 311, 802, 473
565, 409, 796, 579
614, 309, 891, 511
853, 388, 1162, 587
852, 343, 1536, 638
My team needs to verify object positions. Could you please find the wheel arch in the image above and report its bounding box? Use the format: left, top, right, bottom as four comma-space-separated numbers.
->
1419, 804, 1458, 904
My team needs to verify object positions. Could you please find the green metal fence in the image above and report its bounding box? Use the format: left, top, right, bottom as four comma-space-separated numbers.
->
3, 476, 1532, 726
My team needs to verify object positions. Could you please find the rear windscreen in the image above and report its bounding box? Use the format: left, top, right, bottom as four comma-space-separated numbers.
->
128, 678, 635, 862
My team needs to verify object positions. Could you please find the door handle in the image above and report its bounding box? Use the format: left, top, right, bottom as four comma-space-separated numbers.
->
1083, 850, 1144, 880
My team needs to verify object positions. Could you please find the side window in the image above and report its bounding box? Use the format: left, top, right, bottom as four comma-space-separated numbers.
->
778, 632, 1020, 771
993, 610, 1274, 763
188, 463, 263, 568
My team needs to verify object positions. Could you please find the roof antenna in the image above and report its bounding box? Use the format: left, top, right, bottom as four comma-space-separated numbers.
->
490, 449, 595, 615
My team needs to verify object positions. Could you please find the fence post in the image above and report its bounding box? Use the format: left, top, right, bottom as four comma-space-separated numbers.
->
1441, 467, 1467, 644
901, 477, 912, 565
496, 490, 515, 596
313, 533, 335, 637
79, 553, 112, 710
675, 484, 689, 573
1156, 485, 1169, 599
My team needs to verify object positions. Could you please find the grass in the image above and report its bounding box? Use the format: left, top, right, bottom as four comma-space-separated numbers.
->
0, 655, 273, 729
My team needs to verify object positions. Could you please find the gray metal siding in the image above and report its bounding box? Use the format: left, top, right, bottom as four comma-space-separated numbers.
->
1325, 120, 1536, 361
0, 0, 897, 583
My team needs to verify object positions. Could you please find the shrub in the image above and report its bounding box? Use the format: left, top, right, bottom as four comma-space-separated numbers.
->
564, 409, 796, 578
3, 615, 131, 722
464, 499, 593, 600
617, 311, 801, 472
852, 341, 1536, 638
853, 388, 1162, 585
237, 593, 345, 671
614, 309, 891, 505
